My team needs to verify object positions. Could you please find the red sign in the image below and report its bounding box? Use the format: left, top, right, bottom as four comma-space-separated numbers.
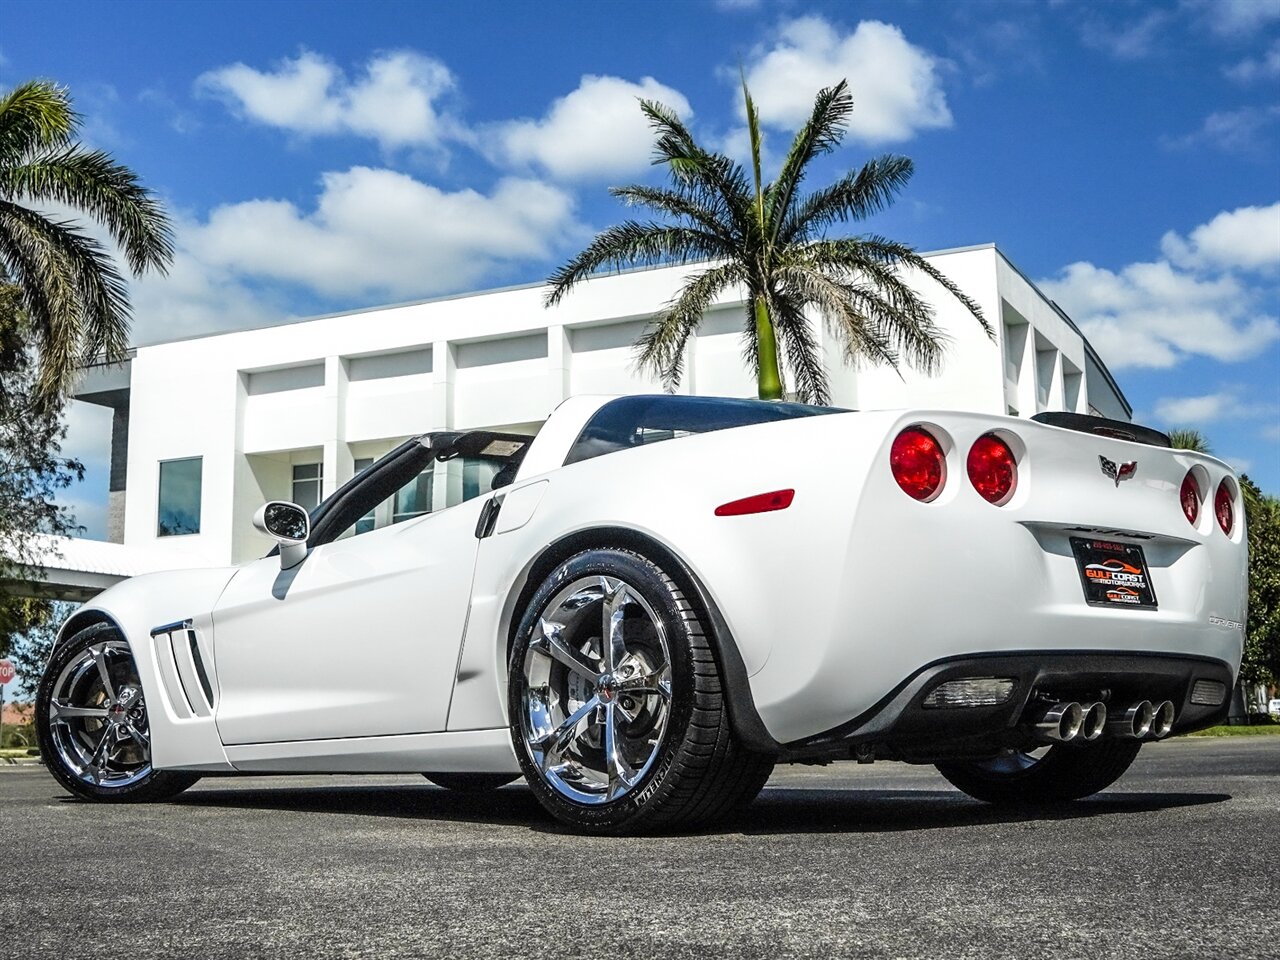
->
0, 660, 15, 686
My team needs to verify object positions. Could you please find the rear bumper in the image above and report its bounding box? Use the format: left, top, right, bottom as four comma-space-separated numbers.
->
783, 651, 1234, 762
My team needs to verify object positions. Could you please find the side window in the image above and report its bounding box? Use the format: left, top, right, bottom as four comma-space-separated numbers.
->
157, 457, 202, 536
392, 469, 434, 524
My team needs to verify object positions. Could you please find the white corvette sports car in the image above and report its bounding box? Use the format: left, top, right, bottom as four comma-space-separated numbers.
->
37, 395, 1247, 832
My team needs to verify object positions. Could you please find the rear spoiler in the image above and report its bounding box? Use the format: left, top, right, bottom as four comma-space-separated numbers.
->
1031, 412, 1171, 449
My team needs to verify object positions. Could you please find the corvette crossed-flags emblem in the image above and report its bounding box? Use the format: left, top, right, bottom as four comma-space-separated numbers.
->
1099, 455, 1138, 487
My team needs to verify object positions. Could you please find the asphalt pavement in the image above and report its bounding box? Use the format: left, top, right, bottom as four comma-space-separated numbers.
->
2, 736, 1278, 959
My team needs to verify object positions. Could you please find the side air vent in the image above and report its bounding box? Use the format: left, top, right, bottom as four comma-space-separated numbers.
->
150, 620, 217, 717
1032, 412, 1172, 448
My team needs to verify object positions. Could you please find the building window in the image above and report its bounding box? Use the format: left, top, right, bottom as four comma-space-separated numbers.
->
292, 463, 323, 512
157, 457, 202, 537
393, 469, 433, 524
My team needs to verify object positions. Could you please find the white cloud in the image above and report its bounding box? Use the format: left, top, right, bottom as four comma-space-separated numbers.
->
1163, 105, 1280, 155
187, 166, 578, 300
1160, 202, 1280, 273
198, 50, 459, 150
1225, 39, 1280, 82
486, 75, 692, 180
1040, 206, 1280, 371
1154, 391, 1260, 424
1225, 455, 1253, 474
1186, 0, 1280, 35
713, 0, 761, 10
1079, 10, 1170, 59
741, 18, 952, 143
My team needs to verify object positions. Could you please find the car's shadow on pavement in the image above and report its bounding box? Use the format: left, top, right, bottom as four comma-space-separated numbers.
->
165, 781, 1231, 836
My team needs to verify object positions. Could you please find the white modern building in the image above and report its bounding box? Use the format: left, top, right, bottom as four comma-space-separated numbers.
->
68, 243, 1129, 574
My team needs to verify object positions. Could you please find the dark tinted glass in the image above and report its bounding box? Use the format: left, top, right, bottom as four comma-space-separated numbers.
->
564, 395, 845, 466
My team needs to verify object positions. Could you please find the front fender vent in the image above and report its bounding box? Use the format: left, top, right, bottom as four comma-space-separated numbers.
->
151, 621, 216, 717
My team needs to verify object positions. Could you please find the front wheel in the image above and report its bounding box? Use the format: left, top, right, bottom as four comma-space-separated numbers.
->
508, 548, 774, 834
36, 623, 200, 803
936, 739, 1143, 805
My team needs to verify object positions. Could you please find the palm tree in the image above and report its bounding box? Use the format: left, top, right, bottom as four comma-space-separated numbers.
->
0, 80, 173, 403
1168, 428, 1211, 453
545, 79, 989, 404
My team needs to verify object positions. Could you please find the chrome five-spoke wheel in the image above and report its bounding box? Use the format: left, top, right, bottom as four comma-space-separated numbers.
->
518, 574, 673, 805
37, 623, 200, 802
509, 548, 775, 834
48, 639, 153, 789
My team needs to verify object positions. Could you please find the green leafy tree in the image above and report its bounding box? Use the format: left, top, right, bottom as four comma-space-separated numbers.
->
546, 79, 989, 404
7, 599, 71, 698
1169, 429, 1278, 684
0, 79, 173, 402
1240, 475, 1280, 685
0, 287, 83, 656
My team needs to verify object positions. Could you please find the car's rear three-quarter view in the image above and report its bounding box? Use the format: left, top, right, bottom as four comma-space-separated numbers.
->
35, 395, 1248, 834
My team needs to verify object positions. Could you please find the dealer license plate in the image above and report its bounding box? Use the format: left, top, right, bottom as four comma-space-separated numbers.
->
1069, 537, 1158, 610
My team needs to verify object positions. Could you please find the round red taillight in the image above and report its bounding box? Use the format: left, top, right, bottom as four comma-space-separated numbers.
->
1180, 470, 1200, 526
967, 434, 1018, 505
890, 427, 946, 501
1215, 480, 1234, 535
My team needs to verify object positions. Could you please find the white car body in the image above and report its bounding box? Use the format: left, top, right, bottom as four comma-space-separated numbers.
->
53, 395, 1248, 776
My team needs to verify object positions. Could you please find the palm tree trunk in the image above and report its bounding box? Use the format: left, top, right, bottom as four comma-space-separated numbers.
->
753, 296, 783, 401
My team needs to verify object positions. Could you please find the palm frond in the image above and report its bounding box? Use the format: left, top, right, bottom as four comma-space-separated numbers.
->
778, 155, 914, 245
634, 261, 745, 391
776, 264, 901, 372
1, 149, 174, 273
609, 184, 740, 246
855, 235, 993, 337
0, 81, 76, 163
544, 221, 730, 306
0, 201, 131, 395
770, 292, 831, 404
767, 81, 853, 243
638, 99, 754, 230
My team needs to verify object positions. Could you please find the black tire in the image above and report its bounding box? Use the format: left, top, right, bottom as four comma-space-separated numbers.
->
508, 547, 774, 834
936, 739, 1143, 805
36, 622, 200, 803
422, 772, 519, 792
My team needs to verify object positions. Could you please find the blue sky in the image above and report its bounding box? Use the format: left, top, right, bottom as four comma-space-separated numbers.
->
2, 0, 1278, 534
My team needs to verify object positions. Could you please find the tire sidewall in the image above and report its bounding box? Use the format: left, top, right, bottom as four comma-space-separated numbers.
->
508, 548, 699, 832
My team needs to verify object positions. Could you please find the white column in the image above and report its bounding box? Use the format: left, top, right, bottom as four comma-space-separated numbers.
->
431, 339, 455, 431
547, 325, 571, 406
322, 355, 351, 498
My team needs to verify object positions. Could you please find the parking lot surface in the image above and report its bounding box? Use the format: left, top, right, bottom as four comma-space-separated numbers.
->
3, 736, 1278, 959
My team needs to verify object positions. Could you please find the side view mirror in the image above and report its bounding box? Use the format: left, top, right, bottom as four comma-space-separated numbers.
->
253, 501, 310, 569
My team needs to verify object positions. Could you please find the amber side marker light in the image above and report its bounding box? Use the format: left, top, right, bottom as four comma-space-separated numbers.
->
715, 489, 795, 517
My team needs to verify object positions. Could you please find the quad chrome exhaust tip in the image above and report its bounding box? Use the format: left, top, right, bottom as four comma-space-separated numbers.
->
1079, 702, 1107, 741
1030, 701, 1084, 743
1107, 700, 1154, 739
1150, 700, 1176, 739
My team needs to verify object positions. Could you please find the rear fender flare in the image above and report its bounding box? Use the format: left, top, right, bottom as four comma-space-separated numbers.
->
504, 526, 780, 755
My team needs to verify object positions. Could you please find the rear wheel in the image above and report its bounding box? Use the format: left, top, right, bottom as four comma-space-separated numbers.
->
422, 773, 518, 792
509, 548, 774, 834
36, 623, 200, 803
936, 739, 1143, 804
